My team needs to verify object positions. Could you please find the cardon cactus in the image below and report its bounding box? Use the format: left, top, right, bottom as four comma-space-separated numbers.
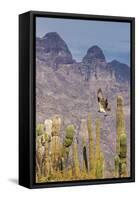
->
114, 155, 120, 178
95, 119, 105, 179
121, 163, 127, 177
44, 119, 52, 136
72, 139, 80, 178
115, 96, 127, 178
120, 133, 127, 159
42, 140, 50, 178
36, 123, 45, 136
44, 132, 50, 142
80, 119, 88, 172
62, 125, 75, 160
66, 125, 74, 138
64, 165, 73, 180
49, 135, 62, 171
95, 152, 104, 179
41, 134, 46, 146
51, 115, 61, 137
60, 157, 65, 171
36, 138, 44, 177
80, 119, 88, 143
95, 119, 101, 160
116, 96, 125, 154
119, 133, 127, 177
64, 125, 74, 148
87, 113, 95, 175
36, 157, 41, 182
64, 138, 73, 148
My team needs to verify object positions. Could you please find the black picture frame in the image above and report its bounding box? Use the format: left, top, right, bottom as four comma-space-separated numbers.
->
19, 10, 135, 189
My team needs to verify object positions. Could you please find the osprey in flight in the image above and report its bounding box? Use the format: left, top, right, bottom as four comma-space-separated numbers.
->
97, 88, 111, 114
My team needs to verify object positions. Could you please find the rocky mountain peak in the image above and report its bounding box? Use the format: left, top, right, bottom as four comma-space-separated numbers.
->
42, 32, 70, 54
109, 60, 130, 83
110, 59, 119, 65
43, 31, 59, 39
36, 32, 129, 83
36, 32, 75, 66
82, 45, 106, 64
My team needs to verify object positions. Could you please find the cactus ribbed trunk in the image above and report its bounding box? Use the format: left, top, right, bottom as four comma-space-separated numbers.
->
95, 152, 104, 179
95, 119, 104, 179
36, 157, 41, 182
80, 119, 88, 172
119, 133, 127, 177
116, 96, 125, 154
43, 141, 50, 178
95, 119, 100, 160
50, 115, 62, 171
72, 140, 80, 178
114, 155, 119, 178
115, 96, 127, 178
87, 113, 95, 176
63, 124, 75, 170
50, 136, 61, 171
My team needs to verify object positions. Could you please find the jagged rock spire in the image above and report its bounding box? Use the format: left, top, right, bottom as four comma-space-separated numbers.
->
82, 45, 106, 64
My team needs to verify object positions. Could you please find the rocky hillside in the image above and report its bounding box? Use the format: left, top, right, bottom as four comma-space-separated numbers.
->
36, 32, 130, 178
109, 59, 130, 83
36, 32, 75, 69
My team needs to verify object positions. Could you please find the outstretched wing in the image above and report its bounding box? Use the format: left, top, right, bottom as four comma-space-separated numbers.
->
97, 88, 104, 102
97, 88, 106, 113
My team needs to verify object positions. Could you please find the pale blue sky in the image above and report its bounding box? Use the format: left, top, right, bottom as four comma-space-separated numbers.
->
36, 17, 130, 65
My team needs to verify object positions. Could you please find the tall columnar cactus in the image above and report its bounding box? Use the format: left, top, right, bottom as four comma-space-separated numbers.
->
87, 113, 95, 176
63, 125, 74, 161
36, 138, 44, 176
41, 131, 52, 178
116, 96, 125, 154
115, 96, 127, 178
51, 115, 61, 137
119, 133, 127, 177
72, 139, 80, 178
50, 135, 62, 171
95, 119, 104, 179
36, 157, 41, 182
95, 152, 104, 179
114, 155, 119, 178
36, 123, 45, 136
42, 139, 50, 178
50, 115, 62, 171
80, 119, 88, 172
95, 119, 100, 160
36, 123, 45, 182
60, 125, 75, 175
44, 119, 52, 138
64, 125, 74, 148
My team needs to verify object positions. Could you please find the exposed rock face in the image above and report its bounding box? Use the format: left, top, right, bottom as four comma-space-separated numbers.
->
109, 60, 130, 83
36, 32, 75, 68
82, 45, 106, 64
81, 45, 114, 81
36, 33, 130, 83
80, 61, 115, 82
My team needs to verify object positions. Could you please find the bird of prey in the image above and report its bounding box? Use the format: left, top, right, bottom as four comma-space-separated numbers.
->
97, 88, 111, 114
